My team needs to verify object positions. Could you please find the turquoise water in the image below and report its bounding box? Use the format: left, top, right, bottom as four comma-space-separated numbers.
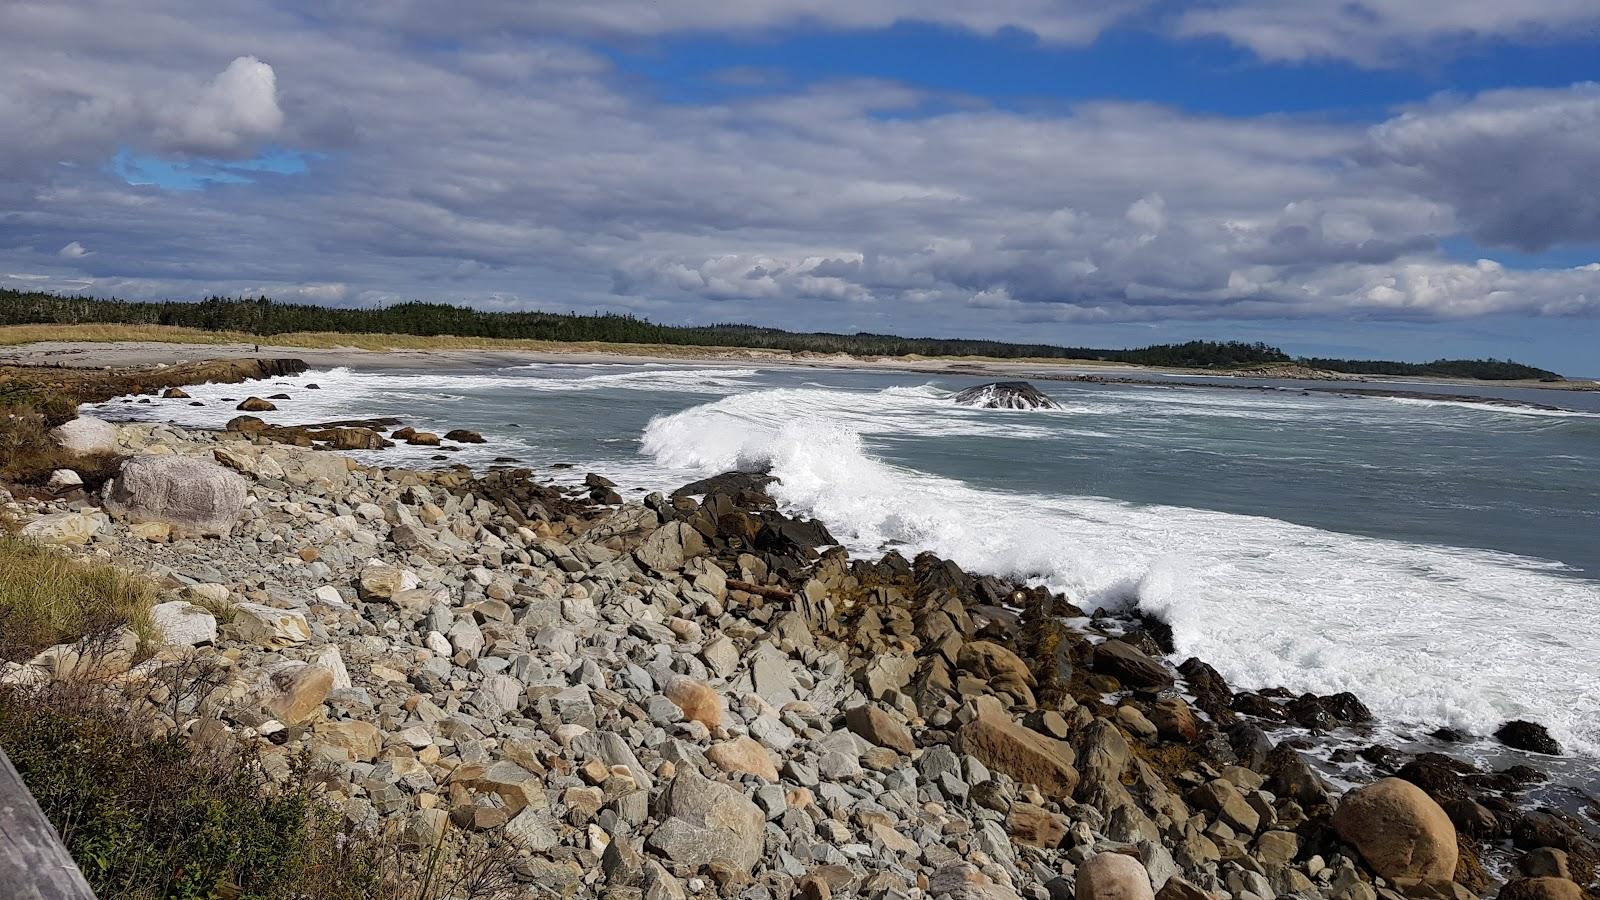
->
90, 362, 1600, 755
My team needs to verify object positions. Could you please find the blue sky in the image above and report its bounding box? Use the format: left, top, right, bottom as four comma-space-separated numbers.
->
2, 1, 1599, 371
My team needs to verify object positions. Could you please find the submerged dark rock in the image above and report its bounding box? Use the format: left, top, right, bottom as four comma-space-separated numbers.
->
1496, 720, 1562, 755
952, 381, 1060, 410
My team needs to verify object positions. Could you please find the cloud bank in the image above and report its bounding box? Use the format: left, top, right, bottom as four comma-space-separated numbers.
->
0, 0, 1597, 342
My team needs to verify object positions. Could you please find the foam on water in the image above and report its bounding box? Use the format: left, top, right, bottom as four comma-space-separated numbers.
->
641, 387, 1600, 756
1382, 396, 1600, 419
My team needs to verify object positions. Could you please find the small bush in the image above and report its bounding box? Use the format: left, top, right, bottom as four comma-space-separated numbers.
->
0, 681, 391, 900
0, 527, 154, 662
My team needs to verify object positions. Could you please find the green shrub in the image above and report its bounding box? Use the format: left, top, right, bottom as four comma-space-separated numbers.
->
0, 682, 389, 900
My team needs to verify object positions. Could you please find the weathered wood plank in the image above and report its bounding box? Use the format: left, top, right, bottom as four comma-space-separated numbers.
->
0, 746, 97, 900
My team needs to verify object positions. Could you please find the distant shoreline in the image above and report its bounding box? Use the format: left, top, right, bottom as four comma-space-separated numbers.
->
2, 338, 1595, 416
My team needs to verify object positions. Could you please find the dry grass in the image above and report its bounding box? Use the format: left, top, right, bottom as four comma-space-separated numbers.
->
0, 322, 1129, 366
0, 525, 154, 661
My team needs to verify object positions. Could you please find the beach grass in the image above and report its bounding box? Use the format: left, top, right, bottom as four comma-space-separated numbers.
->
0, 523, 154, 662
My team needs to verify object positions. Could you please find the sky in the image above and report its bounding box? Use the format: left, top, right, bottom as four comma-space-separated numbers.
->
1, 2, 1599, 372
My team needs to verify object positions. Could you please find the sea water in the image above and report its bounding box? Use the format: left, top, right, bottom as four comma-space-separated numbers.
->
89, 362, 1600, 764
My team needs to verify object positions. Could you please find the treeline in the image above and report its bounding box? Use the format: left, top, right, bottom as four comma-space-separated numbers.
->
1302, 357, 1560, 381
0, 289, 1561, 379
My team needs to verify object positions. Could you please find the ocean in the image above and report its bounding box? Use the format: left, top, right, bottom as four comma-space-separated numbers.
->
88, 361, 1600, 767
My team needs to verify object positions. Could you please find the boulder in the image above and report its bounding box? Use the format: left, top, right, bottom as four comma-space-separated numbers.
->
1076, 851, 1155, 900
20, 510, 106, 547
148, 600, 218, 646
359, 560, 419, 599
646, 770, 765, 872
405, 432, 441, 446
635, 522, 708, 574
47, 469, 83, 491
1092, 640, 1173, 690
49, 416, 118, 455
958, 640, 1037, 705
1332, 778, 1458, 885
1007, 802, 1070, 848
1498, 878, 1585, 900
706, 737, 779, 781
663, 677, 721, 730
957, 698, 1079, 798
444, 429, 486, 443
256, 662, 333, 725
1496, 720, 1562, 755
231, 603, 311, 648
162, 387, 190, 399
844, 704, 916, 754
953, 381, 1061, 410
103, 455, 248, 537
226, 415, 269, 433
236, 397, 276, 411
314, 720, 383, 761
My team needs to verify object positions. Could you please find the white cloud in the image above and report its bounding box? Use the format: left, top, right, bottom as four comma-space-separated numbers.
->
158, 56, 283, 157
58, 240, 89, 258
1175, 0, 1600, 66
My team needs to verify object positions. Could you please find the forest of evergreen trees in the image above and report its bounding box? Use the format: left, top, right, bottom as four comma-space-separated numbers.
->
0, 289, 1562, 379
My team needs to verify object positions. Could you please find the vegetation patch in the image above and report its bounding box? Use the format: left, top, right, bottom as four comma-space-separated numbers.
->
0, 525, 154, 662
0, 680, 389, 900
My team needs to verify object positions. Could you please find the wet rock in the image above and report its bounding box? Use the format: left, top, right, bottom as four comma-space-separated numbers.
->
673, 470, 776, 498
236, 396, 277, 411
226, 415, 269, 433
1498, 878, 1585, 900
444, 429, 485, 443
953, 381, 1061, 411
1496, 720, 1562, 755
405, 432, 440, 446
1092, 640, 1173, 691
1332, 777, 1458, 885
162, 387, 190, 399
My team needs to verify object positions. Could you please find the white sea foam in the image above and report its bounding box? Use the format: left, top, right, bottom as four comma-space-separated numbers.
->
640, 388, 1600, 755
1382, 396, 1600, 419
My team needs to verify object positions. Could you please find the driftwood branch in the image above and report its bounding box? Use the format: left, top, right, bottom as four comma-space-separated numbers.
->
0, 747, 97, 899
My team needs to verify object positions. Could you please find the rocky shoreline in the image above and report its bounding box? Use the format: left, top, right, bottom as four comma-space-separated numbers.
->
3, 381, 1597, 899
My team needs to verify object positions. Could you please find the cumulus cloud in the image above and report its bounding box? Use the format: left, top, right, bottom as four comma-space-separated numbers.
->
157, 56, 283, 157
58, 241, 90, 258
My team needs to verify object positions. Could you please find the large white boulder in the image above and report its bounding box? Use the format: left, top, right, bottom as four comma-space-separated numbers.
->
148, 600, 219, 646
49, 416, 118, 455
103, 455, 248, 537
